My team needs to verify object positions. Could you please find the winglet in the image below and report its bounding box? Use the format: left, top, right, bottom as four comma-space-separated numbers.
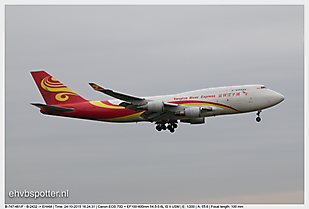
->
89, 83, 104, 90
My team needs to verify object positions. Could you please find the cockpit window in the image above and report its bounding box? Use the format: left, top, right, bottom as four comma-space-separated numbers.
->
261, 86, 266, 89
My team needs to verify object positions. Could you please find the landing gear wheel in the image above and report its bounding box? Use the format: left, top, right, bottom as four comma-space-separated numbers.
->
256, 110, 262, 123
256, 117, 261, 123
156, 125, 162, 131
161, 124, 167, 130
155, 121, 178, 133
167, 124, 172, 130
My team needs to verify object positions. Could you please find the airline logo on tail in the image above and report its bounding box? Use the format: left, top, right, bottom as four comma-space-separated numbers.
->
41, 76, 77, 102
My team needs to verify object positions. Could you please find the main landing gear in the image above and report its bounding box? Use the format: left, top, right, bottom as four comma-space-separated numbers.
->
155, 122, 178, 133
256, 110, 262, 123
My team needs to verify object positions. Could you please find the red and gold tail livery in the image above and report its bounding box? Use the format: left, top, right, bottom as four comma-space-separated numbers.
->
31, 70, 87, 105
31, 70, 284, 133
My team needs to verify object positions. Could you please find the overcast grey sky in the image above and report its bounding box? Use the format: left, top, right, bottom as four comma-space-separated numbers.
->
5, 5, 303, 204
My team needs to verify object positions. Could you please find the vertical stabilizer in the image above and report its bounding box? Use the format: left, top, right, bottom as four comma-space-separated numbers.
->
30, 70, 87, 105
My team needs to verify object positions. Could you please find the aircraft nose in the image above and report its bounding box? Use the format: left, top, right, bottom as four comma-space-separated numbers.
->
279, 93, 285, 102
271, 91, 285, 105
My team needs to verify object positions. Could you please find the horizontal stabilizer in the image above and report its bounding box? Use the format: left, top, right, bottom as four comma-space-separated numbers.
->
89, 83, 145, 103
31, 103, 75, 112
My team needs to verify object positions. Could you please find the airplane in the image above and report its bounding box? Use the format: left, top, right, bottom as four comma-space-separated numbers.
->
30, 70, 285, 133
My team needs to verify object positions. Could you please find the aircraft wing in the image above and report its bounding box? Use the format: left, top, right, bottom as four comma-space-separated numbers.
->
89, 83, 182, 122
89, 83, 145, 104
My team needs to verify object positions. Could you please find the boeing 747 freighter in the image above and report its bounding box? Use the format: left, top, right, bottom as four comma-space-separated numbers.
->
31, 70, 285, 133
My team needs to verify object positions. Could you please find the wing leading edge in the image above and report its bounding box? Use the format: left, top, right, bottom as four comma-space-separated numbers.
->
89, 83, 145, 104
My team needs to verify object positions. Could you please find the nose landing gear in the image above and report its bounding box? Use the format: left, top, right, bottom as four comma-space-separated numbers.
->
256, 110, 262, 122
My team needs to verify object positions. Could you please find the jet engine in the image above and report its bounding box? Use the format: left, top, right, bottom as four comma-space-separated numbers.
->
180, 118, 205, 124
139, 101, 164, 112
184, 107, 201, 118
175, 107, 201, 118
175, 106, 221, 118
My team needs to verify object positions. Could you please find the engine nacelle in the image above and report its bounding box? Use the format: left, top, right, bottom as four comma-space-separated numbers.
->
175, 107, 201, 118
141, 101, 164, 112
205, 106, 222, 112
180, 118, 205, 124
185, 107, 201, 118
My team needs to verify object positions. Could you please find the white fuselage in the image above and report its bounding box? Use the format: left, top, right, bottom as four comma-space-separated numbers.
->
108, 84, 285, 122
